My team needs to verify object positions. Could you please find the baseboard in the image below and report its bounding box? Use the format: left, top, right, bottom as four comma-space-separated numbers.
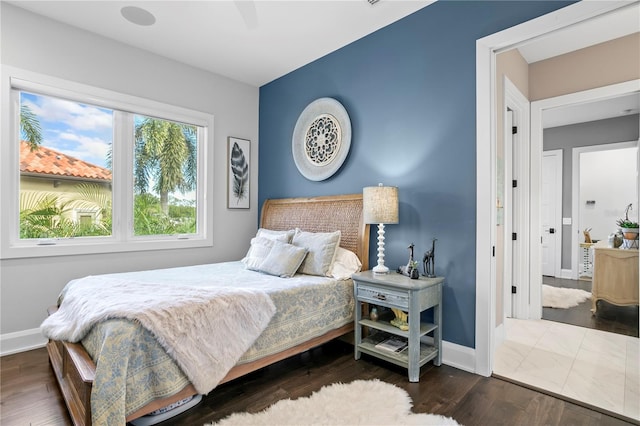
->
560, 269, 573, 279
0, 328, 47, 356
420, 336, 475, 373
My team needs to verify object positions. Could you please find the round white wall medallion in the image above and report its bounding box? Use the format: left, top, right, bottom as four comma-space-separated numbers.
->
292, 97, 351, 181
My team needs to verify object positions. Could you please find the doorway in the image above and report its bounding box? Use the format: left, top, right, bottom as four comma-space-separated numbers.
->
530, 85, 640, 320
475, 0, 640, 419
499, 86, 640, 421
540, 138, 639, 335
475, 2, 638, 382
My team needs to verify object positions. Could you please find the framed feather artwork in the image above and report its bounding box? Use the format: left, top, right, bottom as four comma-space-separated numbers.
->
227, 137, 250, 209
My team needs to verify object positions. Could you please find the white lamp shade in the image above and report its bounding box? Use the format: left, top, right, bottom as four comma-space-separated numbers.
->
363, 185, 399, 224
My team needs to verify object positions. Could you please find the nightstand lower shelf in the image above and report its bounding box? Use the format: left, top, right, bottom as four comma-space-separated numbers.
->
358, 334, 438, 370
359, 319, 437, 337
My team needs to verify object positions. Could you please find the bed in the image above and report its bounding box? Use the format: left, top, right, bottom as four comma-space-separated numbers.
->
44, 194, 369, 426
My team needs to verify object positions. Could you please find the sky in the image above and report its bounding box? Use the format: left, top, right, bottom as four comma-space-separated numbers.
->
21, 92, 113, 169
20, 91, 198, 203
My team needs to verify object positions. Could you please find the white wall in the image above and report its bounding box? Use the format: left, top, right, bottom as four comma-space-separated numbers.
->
0, 3, 260, 354
580, 147, 639, 241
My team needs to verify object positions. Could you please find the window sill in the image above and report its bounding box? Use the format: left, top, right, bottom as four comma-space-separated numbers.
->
0, 236, 213, 260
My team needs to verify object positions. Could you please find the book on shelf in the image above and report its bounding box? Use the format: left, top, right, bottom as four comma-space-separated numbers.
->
374, 336, 408, 353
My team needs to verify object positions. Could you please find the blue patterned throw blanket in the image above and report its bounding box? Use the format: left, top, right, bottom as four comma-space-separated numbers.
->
41, 274, 276, 424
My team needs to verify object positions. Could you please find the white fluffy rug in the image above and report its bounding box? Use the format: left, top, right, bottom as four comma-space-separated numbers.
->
542, 284, 591, 309
208, 379, 461, 426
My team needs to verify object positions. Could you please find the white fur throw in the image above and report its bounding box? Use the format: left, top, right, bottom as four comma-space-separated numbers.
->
41, 275, 276, 394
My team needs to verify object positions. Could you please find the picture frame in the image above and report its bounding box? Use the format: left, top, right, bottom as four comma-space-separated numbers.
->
227, 137, 250, 209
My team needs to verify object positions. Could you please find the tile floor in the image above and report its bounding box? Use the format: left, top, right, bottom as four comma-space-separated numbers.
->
495, 317, 640, 421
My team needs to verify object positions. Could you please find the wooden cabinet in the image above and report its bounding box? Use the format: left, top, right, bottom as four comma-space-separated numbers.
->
591, 243, 639, 314
352, 271, 443, 382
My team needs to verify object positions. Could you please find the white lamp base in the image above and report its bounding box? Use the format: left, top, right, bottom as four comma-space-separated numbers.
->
372, 264, 390, 274
373, 223, 389, 274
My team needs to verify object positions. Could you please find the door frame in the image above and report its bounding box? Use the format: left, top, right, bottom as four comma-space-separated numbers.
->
475, 0, 633, 376
542, 149, 563, 279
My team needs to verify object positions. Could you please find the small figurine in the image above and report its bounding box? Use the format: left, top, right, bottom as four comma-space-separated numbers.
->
423, 238, 437, 278
397, 243, 419, 279
390, 308, 409, 331
369, 307, 379, 322
613, 230, 624, 248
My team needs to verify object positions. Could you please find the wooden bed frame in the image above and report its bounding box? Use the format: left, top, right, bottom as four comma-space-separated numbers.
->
47, 193, 369, 425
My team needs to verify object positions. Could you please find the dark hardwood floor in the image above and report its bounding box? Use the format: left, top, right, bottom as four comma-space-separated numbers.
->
1, 343, 636, 426
542, 276, 639, 337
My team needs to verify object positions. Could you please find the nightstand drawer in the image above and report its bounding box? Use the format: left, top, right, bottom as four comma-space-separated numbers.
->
357, 285, 409, 308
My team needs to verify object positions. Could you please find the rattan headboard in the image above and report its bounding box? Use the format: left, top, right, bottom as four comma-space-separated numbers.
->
260, 194, 370, 271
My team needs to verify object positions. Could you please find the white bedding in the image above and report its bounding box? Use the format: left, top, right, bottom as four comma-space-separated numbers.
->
43, 261, 355, 424
97, 261, 356, 364
41, 273, 276, 394
99, 260, 346, 292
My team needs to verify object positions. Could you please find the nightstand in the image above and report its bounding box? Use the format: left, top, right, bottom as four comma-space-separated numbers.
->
352, 270, 443, 382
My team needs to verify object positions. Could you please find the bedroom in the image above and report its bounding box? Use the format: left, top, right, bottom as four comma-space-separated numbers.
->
1, 1, 638, 425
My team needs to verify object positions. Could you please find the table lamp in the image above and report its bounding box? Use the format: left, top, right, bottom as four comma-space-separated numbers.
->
363, 184, 399, 274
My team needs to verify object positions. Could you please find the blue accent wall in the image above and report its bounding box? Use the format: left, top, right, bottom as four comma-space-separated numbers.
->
258, 1, 574, 349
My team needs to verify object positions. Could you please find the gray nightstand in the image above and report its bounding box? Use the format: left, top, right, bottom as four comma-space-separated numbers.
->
352, 270, 443, 382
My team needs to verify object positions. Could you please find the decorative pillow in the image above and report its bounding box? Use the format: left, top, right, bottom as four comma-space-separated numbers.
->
251, 240, 308, 278
241, 228, 295, 266
256, 228, 295, 243
292, 229, 341, 277
242, 237, 276, 269
329, 247, 362, 280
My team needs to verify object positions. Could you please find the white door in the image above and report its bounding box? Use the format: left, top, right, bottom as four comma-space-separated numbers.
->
541, 150, 562, 277
504, 111, 514, 318
503, 80, 530, 320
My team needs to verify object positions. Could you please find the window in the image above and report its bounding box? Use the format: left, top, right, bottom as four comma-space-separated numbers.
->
18, 91, 115, 239
1, 69, 213, 259
132, 114, 198, 236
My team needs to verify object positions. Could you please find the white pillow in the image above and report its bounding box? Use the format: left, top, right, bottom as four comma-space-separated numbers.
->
242, 237, 276, 269
241, 228, 296, 266
329, 247, 362, 280
292, 229, 341, 277
251, 241, 308, 278
256, 228, 295, 243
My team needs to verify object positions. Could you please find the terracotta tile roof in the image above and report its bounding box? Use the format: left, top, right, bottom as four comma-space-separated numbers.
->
20, 141, 112, 182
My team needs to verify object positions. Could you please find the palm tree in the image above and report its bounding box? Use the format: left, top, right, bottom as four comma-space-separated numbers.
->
19, 183, 112, 238
19, 192, 79, 238
20, 104, 43, 151
134, 117, 197, 214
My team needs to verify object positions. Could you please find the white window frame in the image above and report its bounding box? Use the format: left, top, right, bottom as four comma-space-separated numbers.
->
0, 66, 214, 259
